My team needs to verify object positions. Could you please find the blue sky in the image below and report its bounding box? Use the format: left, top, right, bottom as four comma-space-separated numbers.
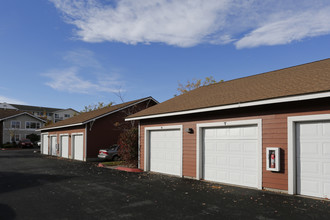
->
1, 0, 330, 111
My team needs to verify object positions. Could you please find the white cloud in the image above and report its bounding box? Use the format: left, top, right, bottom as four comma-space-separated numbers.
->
50, 0, 330, 48
43, 49, 123, 94
235, 6, 330, 49
63, 48, 102, 68
0, 96, 27, 104
43, 67, 121, 94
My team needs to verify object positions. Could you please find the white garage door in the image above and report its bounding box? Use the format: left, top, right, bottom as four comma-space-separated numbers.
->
203, 125, 259, 188
149, 129, 181, 176
51, 136, 57, 156
296, 121, 330, 198
73, 134, 84, 161
42, 134, 48, 155
60, 135, 69, 158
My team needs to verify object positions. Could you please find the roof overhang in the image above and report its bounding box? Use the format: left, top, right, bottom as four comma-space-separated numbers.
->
126, 91, 330, 121
38, 123, 84, 131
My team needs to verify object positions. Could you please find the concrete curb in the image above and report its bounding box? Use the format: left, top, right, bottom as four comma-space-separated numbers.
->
115, 166, 143, 173
97, 163, 143, 173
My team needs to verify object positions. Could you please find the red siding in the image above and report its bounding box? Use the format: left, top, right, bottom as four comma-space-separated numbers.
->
139, 98, 330, 191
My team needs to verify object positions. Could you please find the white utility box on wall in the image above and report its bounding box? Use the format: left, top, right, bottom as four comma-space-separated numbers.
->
266, 147, 280, 172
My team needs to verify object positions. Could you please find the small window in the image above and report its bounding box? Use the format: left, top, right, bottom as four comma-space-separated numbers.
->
55, 114, 59, 118
14, 134, 20, 142
64, 114, 70, 118
11, 121, 20, 129
26, 122, 41, 129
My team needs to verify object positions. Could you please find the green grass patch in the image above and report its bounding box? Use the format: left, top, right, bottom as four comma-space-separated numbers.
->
101, 161, 124, 166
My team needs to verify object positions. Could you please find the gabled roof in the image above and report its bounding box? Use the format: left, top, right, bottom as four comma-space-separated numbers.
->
0, 109, 46, 122
52, 108, 79, 114
10, 104, 63, 113
40, 97, 157, 131
127, 58, 330, 120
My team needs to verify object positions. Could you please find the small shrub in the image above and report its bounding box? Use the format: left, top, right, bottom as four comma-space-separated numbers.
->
26, 133, 40, 144
2, 143, 17, 148
118, 127, 138, 167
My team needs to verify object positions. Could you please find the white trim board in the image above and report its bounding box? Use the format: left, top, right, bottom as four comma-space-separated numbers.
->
196, 119, 263, 190
287, 114, 330, 195
126, 91, 330, 121
144, 125, 183, 177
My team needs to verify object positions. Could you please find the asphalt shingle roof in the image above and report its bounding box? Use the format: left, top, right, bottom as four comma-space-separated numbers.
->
0, 109, 24, 120
42, 97, 153, 130
10, 104, 62, 113
128, 58, 330, 119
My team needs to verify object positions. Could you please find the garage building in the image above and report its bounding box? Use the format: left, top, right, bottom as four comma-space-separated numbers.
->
40, 97, 157, 161
126, 59, 330, 199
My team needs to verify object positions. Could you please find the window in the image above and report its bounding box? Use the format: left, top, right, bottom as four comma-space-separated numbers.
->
64, 114, 70, 118
11, 121, 20, 129
26, 122, 41, 129
55, 114, 59, 118
13, 134, 20, 142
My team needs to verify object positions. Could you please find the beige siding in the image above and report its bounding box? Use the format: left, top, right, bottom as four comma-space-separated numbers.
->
2, 114, 45, 144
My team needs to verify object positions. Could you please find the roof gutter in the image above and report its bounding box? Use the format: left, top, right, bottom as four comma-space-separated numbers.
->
126, 91, 330, 121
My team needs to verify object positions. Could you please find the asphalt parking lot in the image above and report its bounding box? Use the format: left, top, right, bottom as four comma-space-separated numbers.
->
0, 149, 329, 220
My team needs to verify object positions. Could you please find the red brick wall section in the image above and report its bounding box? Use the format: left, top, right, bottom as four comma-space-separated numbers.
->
139, 98, 330, 191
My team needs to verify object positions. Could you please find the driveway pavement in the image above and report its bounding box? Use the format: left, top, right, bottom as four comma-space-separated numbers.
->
0, 149, 329, 220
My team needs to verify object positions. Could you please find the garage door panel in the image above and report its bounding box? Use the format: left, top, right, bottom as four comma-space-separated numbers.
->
51, 136, 57, 156
322, 122, 330, 135
229, 143, 241, 152
61, 136, 69, 158
42, 134, 48, 155
229, 127, 240, 137
298, 142, 319, 156
323, 143, 330, 155
149, 129, 181, 176
243, 126, 258, 137
203, 125, 259, 188
73, 134, 84, 161
244, 142, 258, 153
324, 183, 330, 196
297, 121, 330, 198
229, 157, 242, 168
324, 163, 330, 175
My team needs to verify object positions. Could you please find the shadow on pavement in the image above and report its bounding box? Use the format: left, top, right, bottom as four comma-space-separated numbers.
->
0, 203, 16, 220
0, 171, 72, 194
